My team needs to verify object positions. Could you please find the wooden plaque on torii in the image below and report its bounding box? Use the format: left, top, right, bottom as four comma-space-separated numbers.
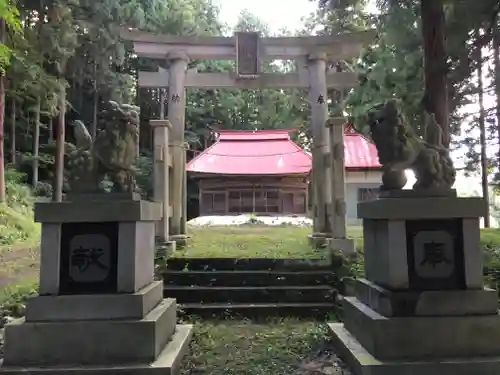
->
235, 32, 260, 78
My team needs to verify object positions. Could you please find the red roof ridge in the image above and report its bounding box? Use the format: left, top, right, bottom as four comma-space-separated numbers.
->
216, 128, 298, 141
216, 128, 295, 134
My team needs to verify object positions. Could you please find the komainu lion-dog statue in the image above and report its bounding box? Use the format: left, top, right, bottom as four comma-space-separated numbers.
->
367, 100, 456, 192
67, 101, 140, 194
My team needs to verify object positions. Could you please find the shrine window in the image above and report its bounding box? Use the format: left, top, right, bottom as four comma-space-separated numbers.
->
201, 191, 226, 214
227, 189, 281, 214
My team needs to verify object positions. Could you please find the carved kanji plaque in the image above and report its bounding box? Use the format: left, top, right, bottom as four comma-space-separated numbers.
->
236, 32, 260, 77
59, 222, 119, 294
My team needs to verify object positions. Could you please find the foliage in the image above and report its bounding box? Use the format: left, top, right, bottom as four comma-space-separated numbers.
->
0, 168, 39, 246
0, 0, 21, 71
135, 152, 154, 198
481, 229, 500, 291
0, 278, 37, 324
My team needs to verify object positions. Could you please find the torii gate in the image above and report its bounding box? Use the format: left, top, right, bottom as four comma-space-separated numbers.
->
121, 29, 375, 248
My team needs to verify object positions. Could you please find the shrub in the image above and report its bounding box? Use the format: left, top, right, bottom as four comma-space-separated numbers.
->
0, 167, 39, 247
0, 280, 38, 326
135, 152, 153, 198
481, 229, 500, 290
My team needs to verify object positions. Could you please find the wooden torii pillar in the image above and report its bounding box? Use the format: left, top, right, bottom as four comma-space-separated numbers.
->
121, 28, 375, 245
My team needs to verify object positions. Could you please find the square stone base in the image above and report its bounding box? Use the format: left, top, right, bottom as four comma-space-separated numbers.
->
343, 297, 500, 360
26, 281, 163, 322
170, 235, 189, 248
3, 299, 177, 366
307, 233, 330, 248
0, 324, 193, 375
329, 323, 500, 375
355, 278, 498, 317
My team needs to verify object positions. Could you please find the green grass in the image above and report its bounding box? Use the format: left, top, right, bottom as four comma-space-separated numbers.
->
480, 228, 500, 246
0, 204, 40, 248
180, 317, 331, 375
0, 278, 38, 320
1, 168, 40, 248
170, 225, 364, 259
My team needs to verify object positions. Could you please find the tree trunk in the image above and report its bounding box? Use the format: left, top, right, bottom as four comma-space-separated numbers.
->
10, 98, 15, 165
477, 30, 490, 227
494, 16, 500, 177
0, 19, 6, 204
49, 117, 54, 141
421, 0, 449, 148
91, 60, 98, 140
53, 84, 66, 201
32, 97, 41, 188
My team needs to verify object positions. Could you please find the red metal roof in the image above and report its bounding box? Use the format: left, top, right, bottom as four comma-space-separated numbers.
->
343, 124, 381, 168
186, 126, 380, 176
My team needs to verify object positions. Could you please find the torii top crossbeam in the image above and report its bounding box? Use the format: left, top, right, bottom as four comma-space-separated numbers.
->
120, 29, 376, 61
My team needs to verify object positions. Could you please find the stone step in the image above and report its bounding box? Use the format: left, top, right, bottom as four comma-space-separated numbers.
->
178, 301, 336, 318
163, 270, 336, 286
164, 285, 336, 304
165, 257, 331, 271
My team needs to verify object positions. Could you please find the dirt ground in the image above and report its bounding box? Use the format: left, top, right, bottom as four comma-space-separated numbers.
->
0, 244, 39, 288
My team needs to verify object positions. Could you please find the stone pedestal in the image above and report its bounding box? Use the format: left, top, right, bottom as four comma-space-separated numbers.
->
328, 193, 500, 375
170, 234, 189, 248
325, 117, 354, 256
307, 53, 331, 236
167, 52, 188, 239
0, 195, 192, 375
307, 232, 329, 248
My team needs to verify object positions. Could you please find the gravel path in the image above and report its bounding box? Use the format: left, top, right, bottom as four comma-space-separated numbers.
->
188, 214, 313, 227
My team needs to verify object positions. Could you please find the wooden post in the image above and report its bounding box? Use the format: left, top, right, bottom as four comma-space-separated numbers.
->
166, 51, 189, 244
307, 53, 331, 242
54, 83, 66, 202
326, 118, 355, 255
150, 119, 171, 242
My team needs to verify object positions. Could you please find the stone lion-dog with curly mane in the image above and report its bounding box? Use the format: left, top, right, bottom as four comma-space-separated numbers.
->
367, 99, 456, 192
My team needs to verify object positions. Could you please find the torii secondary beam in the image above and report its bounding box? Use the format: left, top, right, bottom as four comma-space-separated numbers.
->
138, 68, 358, 89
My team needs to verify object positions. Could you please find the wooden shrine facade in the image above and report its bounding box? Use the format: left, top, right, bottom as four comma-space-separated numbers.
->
199, 176, 308, 216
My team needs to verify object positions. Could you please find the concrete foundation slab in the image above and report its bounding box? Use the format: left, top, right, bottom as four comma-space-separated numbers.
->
355, 279, 498, 317
329, 322, 500, 375
0, 324, 193, 375
343, 297, 500, 360
26, 281, 164, 322
3, 299, 177, 366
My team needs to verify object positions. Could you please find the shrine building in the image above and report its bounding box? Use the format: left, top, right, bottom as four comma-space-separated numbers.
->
187, 125, 381, 223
